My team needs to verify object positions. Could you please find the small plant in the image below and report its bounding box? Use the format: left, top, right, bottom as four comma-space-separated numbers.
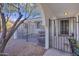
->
68, 33, 79, 56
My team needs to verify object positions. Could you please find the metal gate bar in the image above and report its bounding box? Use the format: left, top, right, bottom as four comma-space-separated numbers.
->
52, 35, 71, 53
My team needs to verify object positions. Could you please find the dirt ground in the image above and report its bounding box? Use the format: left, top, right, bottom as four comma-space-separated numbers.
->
4, 39, 45, 56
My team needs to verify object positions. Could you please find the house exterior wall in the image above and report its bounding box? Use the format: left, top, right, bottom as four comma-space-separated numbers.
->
27, 22, 36, 34
14, 21, 43, 39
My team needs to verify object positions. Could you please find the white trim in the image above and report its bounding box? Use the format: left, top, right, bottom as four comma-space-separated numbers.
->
45, 26, 49, 49
38, 4, 49, 49
76, 16, 79, 41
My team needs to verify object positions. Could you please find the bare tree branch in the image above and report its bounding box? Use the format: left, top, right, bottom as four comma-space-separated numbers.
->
22, 6, 34, 22
6, 13, 11, 23
6, 16, 9, 23
8, 4, 23, 32
8, 3, 19, 10
0, 3, 36, 52
10, 12, 22, 30
5, 5, 34, 41
1, 13, 7, 39
5, 4, 23, 40
30, 17, 41, 20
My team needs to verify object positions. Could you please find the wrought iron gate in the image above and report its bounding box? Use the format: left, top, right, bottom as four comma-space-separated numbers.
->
52, 35, 71, 53
49, 18, 76, 53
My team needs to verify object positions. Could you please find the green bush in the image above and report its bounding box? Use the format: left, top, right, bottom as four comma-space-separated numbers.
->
68, 37, 79, 55
68, 38, 76, 44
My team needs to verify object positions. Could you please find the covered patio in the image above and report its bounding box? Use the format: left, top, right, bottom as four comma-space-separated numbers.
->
1, 3, 79, 56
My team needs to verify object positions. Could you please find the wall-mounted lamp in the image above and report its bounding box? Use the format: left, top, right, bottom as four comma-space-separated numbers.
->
64, 12, 68, 16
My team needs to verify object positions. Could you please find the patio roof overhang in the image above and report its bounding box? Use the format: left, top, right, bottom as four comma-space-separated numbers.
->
41, 3, 79, 19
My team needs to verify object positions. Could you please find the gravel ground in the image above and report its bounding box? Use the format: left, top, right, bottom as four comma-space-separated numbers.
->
4, 39, 45, 56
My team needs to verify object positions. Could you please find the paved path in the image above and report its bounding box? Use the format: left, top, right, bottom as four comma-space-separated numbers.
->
44, 48, 72, 56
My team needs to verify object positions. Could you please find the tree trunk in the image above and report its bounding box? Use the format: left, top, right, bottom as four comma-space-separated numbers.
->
0, 19, 26, 53
0, 27, 19, 53
0, 4, 31, 53
0, 39, 6, 53
0, 3, 31, 53
0, 10, 7, 53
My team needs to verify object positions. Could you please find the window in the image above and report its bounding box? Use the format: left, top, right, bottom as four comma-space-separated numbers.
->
37, 22, 41, 28
60, 20, 69, 35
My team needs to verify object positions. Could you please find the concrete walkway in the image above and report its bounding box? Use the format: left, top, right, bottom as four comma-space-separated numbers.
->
44, 48, 72, 56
